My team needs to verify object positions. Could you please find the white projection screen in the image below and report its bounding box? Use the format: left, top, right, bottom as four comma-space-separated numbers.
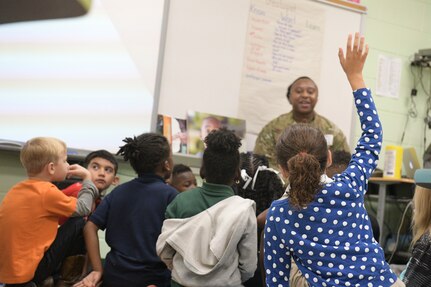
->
0, 0, 166, 155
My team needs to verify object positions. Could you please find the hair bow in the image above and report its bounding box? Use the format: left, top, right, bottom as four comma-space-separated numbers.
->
241, 165, 285, 190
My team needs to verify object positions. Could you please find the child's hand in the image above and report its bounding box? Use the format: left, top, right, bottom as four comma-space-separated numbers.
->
338, 32, 368, 90
67, 164, 92, 181
73, 270, 102, 287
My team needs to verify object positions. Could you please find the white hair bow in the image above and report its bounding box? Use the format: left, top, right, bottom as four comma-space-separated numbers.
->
241, 165, 284, 190
241, 169, 253, 189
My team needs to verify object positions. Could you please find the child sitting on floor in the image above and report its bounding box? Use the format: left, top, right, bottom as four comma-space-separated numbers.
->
0, 137, 98, 287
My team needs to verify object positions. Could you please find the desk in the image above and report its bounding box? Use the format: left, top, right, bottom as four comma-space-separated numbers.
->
368, 177, 414, 244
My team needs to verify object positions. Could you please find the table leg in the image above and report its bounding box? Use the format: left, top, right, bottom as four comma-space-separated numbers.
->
376, 183, 387, 245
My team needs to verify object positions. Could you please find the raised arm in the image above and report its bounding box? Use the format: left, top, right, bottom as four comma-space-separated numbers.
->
338, 33, 382, 190
338, 33, 368, 90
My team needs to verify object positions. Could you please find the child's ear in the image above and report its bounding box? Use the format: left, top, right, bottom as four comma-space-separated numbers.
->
47, 162, 56, 175
163, 160, 172, 173
279, 164, 289, 180
112, 176, 120, 186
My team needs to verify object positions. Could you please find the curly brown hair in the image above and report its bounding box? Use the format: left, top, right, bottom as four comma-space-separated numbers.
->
276, 124, 327, 209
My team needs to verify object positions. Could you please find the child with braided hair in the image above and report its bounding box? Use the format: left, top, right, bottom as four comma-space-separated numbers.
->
237, 152, 284, 216
75, 133, 178, 287
157, 128, 257, 287
235, 152, 284, 287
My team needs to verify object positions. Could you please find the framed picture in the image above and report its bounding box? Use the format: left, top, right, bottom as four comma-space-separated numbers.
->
187, 111, 246, 156
156, 114, 187, 154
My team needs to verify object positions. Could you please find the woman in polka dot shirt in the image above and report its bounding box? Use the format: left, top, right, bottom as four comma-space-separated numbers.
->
263, 33, 405, 287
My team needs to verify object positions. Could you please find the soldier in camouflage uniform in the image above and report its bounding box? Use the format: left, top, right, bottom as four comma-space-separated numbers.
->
254, 76, 350, 170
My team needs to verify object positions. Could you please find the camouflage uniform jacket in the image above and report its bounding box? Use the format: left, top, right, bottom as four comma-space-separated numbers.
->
253, 111, 350, 169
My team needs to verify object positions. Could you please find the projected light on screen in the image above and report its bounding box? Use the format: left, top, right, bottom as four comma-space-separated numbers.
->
0, 0, 164, 154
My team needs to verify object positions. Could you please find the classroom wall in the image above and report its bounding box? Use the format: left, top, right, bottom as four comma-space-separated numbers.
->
0, 150, 27, 198
2, 1, 431, 197
1, 0, 429, 259
358, 0, 431, 172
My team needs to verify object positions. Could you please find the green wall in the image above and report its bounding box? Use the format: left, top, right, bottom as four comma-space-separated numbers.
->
0, 150, 27, 200
359, 0, 431, 171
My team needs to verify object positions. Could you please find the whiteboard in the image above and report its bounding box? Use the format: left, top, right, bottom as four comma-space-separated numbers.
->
158, 0, 366, 151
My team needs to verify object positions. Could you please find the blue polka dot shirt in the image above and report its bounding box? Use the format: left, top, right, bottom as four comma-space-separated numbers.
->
264, 88, 398, 287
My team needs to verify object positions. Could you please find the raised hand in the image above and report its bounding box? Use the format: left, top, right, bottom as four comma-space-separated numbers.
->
338, 32, 368, 90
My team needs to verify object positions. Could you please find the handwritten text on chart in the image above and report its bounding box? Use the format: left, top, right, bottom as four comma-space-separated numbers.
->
240, 0, 325, 135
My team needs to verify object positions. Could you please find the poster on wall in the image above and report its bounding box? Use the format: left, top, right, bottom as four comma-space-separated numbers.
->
186, 111, 246, 156
238, 0, 325, 136
156, 114, 188, 155
375, 54, 402, 99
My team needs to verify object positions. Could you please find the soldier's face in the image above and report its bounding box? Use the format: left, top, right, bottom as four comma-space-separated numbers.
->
288, 79, 318, 114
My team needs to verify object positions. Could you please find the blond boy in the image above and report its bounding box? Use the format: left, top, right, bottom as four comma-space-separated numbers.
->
0, 137, 98, 286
